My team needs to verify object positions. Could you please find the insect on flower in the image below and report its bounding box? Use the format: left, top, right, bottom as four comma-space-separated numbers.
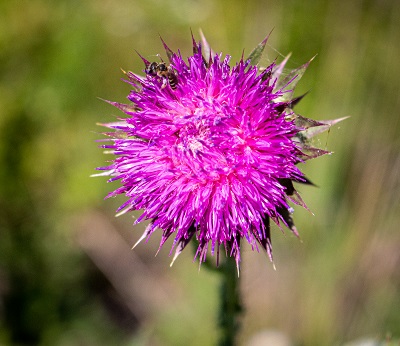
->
145, 61, 178, 90
95, 32, 346, 271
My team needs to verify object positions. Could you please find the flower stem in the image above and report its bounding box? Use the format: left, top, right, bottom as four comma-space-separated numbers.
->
218, 256, 242, 346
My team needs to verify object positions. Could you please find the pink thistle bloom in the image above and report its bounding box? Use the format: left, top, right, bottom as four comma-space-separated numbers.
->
96, 33, 344, 269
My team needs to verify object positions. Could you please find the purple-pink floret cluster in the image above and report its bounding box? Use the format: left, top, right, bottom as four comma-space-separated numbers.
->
97, 37, 321, 269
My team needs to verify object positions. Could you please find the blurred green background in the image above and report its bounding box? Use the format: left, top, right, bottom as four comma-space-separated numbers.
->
1, 0, 399, 345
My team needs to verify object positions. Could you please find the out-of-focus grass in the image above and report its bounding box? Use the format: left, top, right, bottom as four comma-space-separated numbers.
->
1, 0, 399, 345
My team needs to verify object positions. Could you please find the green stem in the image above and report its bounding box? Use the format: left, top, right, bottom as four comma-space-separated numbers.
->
191, 242, 242, 345
218, 256, 242, 346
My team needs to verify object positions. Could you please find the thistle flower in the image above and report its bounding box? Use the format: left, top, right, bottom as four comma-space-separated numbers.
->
96, 33, 344, 269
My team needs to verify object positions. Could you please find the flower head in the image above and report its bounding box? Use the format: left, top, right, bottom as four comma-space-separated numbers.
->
96, 33, 344, 269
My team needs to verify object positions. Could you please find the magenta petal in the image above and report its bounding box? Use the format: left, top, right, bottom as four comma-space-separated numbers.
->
96, 34, 339, 268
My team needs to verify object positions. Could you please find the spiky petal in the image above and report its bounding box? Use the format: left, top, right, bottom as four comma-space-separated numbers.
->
96, 34, 344, 270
